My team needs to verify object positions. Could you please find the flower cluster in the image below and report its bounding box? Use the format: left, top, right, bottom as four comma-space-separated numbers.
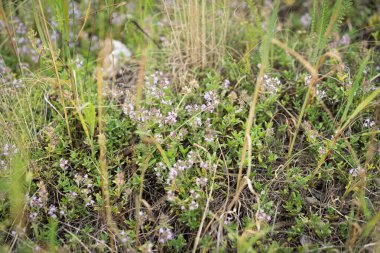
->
223, 79, 231, 89
154, 162, 166, 177
304, 75, 312, 86
111, 12, 127, 26
165, 151, 198, 184
3, 143, 18, 156
167, 190, 176, 201
363, 118, 375, 128
316, 88, 327, 99
203, 90, 220, 112
59, 158, 69, 170
188, 189, 201, 210
164, 111, 177, 125
257, 209, 271, 222
74, 173, 95, 207
185, 90, 220, 114
204, 129, 217, 143
147, 71, 170, 100
302, 121, 319, 143
318, 146, 327, 156
158, 228, 173, 243
29, 181, 48, 209
300, 13, 311, 27
196, 177, 208, 187
11, 18, 40, 63
349, 166, 365, 177
119, 230, 130, 243
262, 75, 280, 95
139, 211, 148, 223
0, 160, 7, 172
224, 214, 233, 225
48, 205, 58, 219
0, 57, 13, 85
123, 72, 177, 127
28, 181, 63, 220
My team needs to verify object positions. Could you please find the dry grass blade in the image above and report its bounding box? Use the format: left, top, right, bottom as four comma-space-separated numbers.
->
96, 66, 117, 251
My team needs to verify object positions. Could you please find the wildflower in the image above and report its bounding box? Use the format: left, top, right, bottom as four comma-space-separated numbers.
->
123, 103, 136, 120
204, 130, 216, 142
29, 212, 38, 221
85, 199, 95, 207
196, 177, 208, 187
141, 241, 154, 253
195, 117, 202, 127
203, 91, 219, 112
167, 190, 175, 201
186, 152, 197, 168
349, 167, 365, 177
363, 118, 375, 128
3, 144, 17, 156
74, 173, 83, 185
300, 13, 311, 27
185, 104, 193, 113
75, 55, 83, 68
165, 111, 177, 125
119, 230, 130, 243
304, 75, 312, 86
29, 196, 43, 208
223, 79, 231, 89
59, 158, 69, 170
179, 128, 189, 139
158, 228, 173, 243
189, 201, 199, 210
204, 91, 216, 102
224, 215, 233, 224
37, 181, 48, 204
96, 240, 106, 248
339, 34, 350, 46
139, 211, 148, 223
190, 190, 200, 199
200, 160, 209, 169
205, 118, 212, 128
154, 162, 166, 177
262, 75, 280, 95
111, 12, 127, 26
316, 88, 327, 99
48, 205, 57, 219
173, 159, 187, 171
154, 133, 163, 143
139, 110, 150, 122
68, 191, 78, 201
169, 131, 177, 139
168, 168, 178, 181
83, 174, 93, 188
257, 209, 271, 222
0, 160, 7, 171
318, 147, 326, 155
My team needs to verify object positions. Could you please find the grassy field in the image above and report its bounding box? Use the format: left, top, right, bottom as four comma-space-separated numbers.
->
0, 0, 379, 252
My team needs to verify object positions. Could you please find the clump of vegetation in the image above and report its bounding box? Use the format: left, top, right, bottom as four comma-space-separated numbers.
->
0, 0, 379, 252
